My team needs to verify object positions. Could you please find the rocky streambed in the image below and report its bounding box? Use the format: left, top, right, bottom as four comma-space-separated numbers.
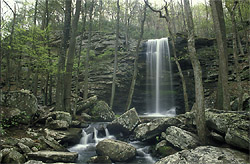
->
0, 90, 249, 164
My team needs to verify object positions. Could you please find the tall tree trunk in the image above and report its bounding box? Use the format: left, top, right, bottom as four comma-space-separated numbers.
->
125, 4, 147, 111
204, 0, 209, 36
55, 0, 72, 111
210, 0, 231, 111
5, 2, 16, 91
180, 0, 186, 32
124, 0, 129, 51
226, 2, 243, 111
170, 0, 177, 34
184, 0, 206, 144
110, 0, 120, 110
75, 1, 87, 98
64, 0, 81, 113
84, 0, 94, 100
32, 0, 38, 97
98, 0, 103, 31
0, 0, 2, 105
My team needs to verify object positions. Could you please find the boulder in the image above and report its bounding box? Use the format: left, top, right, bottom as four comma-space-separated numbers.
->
44, 128, 82, 146
107, 108, 140, 135
164, 126, 200, 150
155, 140, 177, 157
2, 90, 38, 118
19, 138, 36, 148
133, 117, 181, 141
225, 128, 250, 150
76, 95, 98, 114
27, 151, 78, 163
17, 142, 32, 153
2, 150, 26, 164
38, 136, 67, 152
155, 146, 249, 164
205, 109, 249, 150
96, 139, 136, 162
0, 152, 2, 163
47, 111, 72, 125
90, 101, 115, 121
87, 156, 112, 164
47, 120, 69, 130
209, 132, 224, 142
25, 160, 45, 164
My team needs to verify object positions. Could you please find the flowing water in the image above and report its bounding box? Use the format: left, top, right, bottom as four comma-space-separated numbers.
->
145, 38, 176, 117
68, 123, 156, 164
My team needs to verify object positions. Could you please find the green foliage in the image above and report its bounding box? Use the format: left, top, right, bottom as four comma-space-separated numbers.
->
0, 111, 30, 129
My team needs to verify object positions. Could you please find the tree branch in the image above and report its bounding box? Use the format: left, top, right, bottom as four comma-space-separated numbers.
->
144, 0, 166, 19
3, 0, 15, 14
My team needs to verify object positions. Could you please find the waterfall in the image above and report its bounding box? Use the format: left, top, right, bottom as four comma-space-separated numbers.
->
146, 38, 175, 116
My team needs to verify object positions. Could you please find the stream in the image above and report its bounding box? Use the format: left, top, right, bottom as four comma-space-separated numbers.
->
68, 122, 156, 164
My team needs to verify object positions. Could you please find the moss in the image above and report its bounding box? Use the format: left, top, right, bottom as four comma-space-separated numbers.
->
157, 146, 177, 157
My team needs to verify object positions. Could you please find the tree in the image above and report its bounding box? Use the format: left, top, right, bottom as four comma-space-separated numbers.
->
144, 0, 190, 113
3, 0, 16, 91
110, 0, 120, 110
183, 0, 206, 144
225, 0, 243, 111
55, 0, 72, 111
210, 0, 231, 111
125, 3, 147, 111
64, 0, 82, 112
84, 0, 94, 100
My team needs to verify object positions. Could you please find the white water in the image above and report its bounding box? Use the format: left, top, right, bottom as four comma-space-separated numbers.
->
146, 38, 176, 116
68, 123, 155, 163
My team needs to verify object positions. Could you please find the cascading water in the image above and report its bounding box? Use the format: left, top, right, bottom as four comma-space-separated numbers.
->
68, 123, 155, 163
146, 38, 176, 116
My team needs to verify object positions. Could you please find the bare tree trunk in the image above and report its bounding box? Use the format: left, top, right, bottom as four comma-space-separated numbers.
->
4, 2, 16, 91
98, 0, 103, 31
32, 0, 38, 97
110, 0, 120, 110
0, 0, 2, 105
55, 0, 72, 111
204, 0, 209, 36
179, 0, 186, 32
64, 0, 81, 113
124, 0, 129, 51
210, 0, 231, 111
184, 0, 206, 144
226, 2, 243, 111
84, 0, 94, 100
125, 4, 147, 111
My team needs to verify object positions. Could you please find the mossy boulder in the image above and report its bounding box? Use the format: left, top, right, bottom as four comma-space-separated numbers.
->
90, 101, 115, 121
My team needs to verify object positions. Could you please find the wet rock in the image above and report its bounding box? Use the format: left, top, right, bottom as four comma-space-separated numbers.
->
87, 156, 112, 164
108, 108, 140, 135
96, 139, 136, 162
155, 146, 249, 164
133, 117, 181, 141
2, 150, 26, 164
90, 101, 115, 122
44, 128, 82, 146
17, 142, 32, 153
76, 95, 98, 114
27, 151, 78, 163
164, 126, 200, 150
47, 120, 69, 130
